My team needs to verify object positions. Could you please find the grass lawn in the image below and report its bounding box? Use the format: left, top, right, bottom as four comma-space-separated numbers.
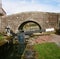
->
34, 43, 60, 59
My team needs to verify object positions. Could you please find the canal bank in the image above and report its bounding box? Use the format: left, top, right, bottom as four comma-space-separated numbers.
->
0, 36, 13, 59
0, 37, 27, 59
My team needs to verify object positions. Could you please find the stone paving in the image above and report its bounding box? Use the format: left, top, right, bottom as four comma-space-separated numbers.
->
28, 34, 60, 46
22, 38, 37, 59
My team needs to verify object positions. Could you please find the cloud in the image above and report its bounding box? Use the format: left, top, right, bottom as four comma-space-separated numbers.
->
54, 0, 60, 2
2, 0, 60, 15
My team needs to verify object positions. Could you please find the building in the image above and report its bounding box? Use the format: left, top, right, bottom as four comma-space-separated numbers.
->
0, 0, 6, 16
0, 0, 6, 32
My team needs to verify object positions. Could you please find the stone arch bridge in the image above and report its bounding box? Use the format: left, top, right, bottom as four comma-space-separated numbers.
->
1, 12, 60, 33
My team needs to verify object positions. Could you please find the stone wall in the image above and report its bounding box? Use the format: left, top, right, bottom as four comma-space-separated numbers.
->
1, 12, 59, 32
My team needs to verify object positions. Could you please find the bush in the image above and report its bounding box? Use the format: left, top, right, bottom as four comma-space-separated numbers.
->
55, 29, 60, 35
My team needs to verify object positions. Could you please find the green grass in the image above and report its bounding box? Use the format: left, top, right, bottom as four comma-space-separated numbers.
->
34, 43, 60, 59
0, 34, 3, 40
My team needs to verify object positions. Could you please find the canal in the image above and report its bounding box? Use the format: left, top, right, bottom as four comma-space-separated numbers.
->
0, 41, 27, 59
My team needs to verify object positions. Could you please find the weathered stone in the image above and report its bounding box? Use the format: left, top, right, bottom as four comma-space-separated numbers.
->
1, 12, 59, 33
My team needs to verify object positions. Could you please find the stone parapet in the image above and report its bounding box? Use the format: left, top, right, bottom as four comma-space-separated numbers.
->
1, 12, 59, 32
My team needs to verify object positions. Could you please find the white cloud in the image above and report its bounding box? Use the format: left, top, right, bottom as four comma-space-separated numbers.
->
53, 0, 60, 2
2, 0, 60, 15
40, 0, 60, 3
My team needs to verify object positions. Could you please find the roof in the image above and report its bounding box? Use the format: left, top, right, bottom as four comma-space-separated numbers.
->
0, 8, 6, 16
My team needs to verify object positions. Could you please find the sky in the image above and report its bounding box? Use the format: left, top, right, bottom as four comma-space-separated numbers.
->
2, 0, 60, 15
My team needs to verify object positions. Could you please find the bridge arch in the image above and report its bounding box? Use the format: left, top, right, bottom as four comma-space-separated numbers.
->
18, 20, 42, 32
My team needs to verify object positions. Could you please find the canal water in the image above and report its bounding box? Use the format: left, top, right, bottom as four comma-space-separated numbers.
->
0, 31, 27, 59
0, 31, 36, 59
0, 43, 26, 59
